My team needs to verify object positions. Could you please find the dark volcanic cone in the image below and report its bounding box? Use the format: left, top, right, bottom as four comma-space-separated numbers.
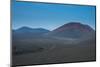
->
46, 22, 95, 39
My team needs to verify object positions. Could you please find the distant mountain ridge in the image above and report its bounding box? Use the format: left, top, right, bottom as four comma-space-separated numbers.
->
13, 26, 50, 39
13, 22, 95, 39
13, 26, 50, 33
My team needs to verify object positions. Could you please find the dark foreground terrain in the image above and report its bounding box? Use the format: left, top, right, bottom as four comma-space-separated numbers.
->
12, 37, 96, 66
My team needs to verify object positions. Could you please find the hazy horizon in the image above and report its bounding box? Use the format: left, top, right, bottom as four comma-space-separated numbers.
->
12, 0, 96, 30
13, 22, 95, 31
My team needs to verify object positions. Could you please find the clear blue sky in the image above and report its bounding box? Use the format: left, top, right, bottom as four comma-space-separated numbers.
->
12, 1, 96, 30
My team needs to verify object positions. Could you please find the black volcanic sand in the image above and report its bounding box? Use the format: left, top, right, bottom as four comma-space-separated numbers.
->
12, 38, 96, 66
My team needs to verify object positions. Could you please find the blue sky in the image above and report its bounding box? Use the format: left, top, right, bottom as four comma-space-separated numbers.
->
12, 1, 96, 30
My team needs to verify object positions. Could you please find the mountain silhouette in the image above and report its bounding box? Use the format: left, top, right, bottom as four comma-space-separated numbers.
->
13, 26, 50, 39
14, 26, 50, 33
45, 22, 95, 38
13, 22, 95, 39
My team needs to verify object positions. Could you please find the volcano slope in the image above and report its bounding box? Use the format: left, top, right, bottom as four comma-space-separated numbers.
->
12, 22, 96, 66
